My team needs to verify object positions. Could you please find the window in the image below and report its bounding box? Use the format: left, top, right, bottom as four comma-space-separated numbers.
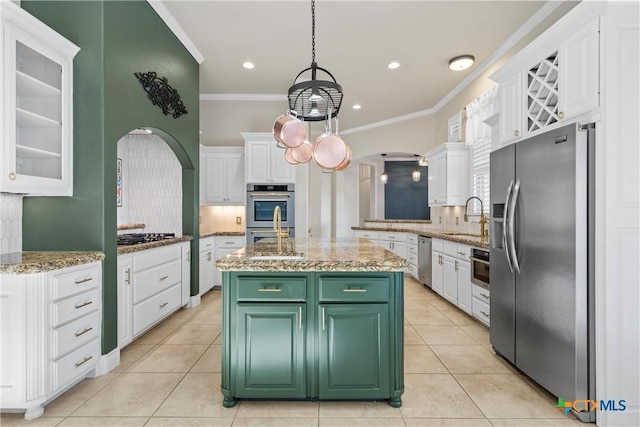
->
465, 86, 497, 214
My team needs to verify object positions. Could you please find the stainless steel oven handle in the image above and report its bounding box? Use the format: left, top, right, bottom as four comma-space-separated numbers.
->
503, 181, 514, 273
508, 179, 521, 274
469, 256, 490, 265
248, 192, 290, 197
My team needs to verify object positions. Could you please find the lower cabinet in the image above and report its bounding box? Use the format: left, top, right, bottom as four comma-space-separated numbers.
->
199, 237, 215, 295
222, 272, 403, 408
471, 284, 491, 326
117, 242, 190, 349
432, 239, 473, 315
0, 261, 102, 420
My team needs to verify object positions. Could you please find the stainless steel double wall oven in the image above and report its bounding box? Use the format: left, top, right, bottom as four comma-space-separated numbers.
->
246, 184, 295, 244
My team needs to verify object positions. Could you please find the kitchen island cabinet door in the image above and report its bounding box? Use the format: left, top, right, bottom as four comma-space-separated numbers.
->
235, 303, 306, 399
318, 303, 390, 400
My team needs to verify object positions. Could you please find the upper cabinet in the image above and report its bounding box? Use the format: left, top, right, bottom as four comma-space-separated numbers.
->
242, 133, 296, 184
425, 143, 469, 207
0, 2, 80, 195
200, 146, 244, 205
491, 14, 599, 149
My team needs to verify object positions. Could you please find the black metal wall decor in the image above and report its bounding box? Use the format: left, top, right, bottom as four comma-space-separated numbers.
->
134, 71, 188, 119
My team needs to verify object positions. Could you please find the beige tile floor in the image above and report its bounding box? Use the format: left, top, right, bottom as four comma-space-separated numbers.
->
1, 276, 582, 427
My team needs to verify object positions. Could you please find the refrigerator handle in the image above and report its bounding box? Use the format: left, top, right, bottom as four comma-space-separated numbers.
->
503, 181, 514, 273
509, 179, 521, 274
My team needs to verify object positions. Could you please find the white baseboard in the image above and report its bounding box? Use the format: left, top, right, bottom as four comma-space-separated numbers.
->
189, 294, 201, 307
91, 348, 120, 377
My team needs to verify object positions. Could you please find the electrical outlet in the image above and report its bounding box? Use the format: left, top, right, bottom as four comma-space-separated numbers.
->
439, 216, 442, 224
236, 216, 242, 225
455, 217, 459, 225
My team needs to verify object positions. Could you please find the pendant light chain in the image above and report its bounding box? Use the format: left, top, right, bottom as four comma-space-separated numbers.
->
311, 0, 316, 64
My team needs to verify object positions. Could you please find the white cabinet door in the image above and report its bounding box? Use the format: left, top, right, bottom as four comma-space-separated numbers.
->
445, 148, 470, 206
456, 260, 472, 315
226, 153, 245, 203
442, 255, 457, 305
428, 150, 446, 205
181, 243, 191, 306
213, 236, 244, 288
117, 256, 133, 348
271, 147, 296, 183
246, 141, 271, 183
558, 16, 600, 121
431, 252, 443, 296
497, 72, 523, 147
199, 237, 215, 295
203, 154, 226, 203
201, 149, 245, 205
426, 143, 469, 207
0, 3, 79, 196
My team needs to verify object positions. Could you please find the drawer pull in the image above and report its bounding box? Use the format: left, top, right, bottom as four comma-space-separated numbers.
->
480, 293, 490, 300
75, 327, 93, 337
343, 288, 367, 293
258, 288, 282, 292
75, 356, 93, 368
480, 311, 490, 318
159, 302, 169, 308
75, 300, 93, 309
74, 277, 93, 284
458, 251, 466, 255
159, 275, 169, 281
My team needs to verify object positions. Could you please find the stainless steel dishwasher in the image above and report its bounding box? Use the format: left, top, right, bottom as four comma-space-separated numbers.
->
418, 236, 432, 288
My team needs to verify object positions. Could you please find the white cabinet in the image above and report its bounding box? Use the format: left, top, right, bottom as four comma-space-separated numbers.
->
425, 143, 470, 207
379, 231, 407, 259
471, 284, 490, 327
406, 233, 418, 280
117, 242, 190, 349
200, 146, 244, 205
491, 13, 600, 150
243, 133, 296, 184
213, 236, 244, 288
354, 230, 380, 245
431, 239, 472, 315
1, 261, 102, 420
0, 2, 80, 196
199, 236, 215, 295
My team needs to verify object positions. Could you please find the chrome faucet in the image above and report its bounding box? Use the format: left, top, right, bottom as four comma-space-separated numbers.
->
464, 196, 489, 242
273, 205, 290, 254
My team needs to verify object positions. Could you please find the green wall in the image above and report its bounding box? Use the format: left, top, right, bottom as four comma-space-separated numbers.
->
21, 0, 200, 356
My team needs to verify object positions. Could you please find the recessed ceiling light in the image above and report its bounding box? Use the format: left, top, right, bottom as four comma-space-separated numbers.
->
387, 61, 400, 69
352, 104, 361, 110
448, 55, 475, 71
242, 61, 255, 69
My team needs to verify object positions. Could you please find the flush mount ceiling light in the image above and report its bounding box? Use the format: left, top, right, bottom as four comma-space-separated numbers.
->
387, 61, 400, 69
412, 154, 421, 182
380, 154, 388, 184
242, 61, 255, 69
287, 0, 343, 121
448, 55, 475, 71
352, 104, 361, 110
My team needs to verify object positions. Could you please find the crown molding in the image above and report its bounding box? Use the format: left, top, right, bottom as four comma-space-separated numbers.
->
147, 0, 204, 64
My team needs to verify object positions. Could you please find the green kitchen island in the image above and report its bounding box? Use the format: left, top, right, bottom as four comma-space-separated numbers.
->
215, 237, 408, 408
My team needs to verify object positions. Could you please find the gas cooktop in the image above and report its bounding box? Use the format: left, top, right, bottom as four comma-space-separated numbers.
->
117, 233, 176, 246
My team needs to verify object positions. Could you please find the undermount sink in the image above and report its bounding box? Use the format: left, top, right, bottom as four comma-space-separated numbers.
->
248, 255, 305, 261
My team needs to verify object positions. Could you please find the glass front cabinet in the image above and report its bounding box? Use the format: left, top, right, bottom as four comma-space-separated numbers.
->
1, 2, 79, 196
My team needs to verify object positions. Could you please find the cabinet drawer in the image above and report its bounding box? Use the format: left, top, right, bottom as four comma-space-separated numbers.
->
199, 237, 215, 252
51, 338, 100, 392
133, 244, 182, 272
237, 276, 307, 301
408, 264, 418, 279
456, 244, 472, 260
133, 259, 181, 304
53, 287, 100, 327
133, 283, 182, 337
52, 311, 101, 360
472, 297, 490, 326
406, 251, 418, 266
378, 232, 406, 242
52, 264, 101, 300
407, 243, 418, 256
472, 285, 490, 302
442, 240, 458, 257
318, 277, 390, 302
355, 231, 380, 241
407, 233, 418, 245
432, 239, 444, 253
215, 236, 244, 249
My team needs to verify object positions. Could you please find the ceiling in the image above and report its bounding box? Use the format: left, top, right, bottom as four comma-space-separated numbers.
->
160, 0, 576, 143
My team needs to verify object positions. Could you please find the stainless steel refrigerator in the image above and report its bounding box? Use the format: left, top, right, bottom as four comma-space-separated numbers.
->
489, 122, 595, 422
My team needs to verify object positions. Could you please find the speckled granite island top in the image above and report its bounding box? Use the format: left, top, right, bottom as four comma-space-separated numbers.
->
117, 235, 193, 255
200, 231, 245, 239
215, 237, 408, 272
0, 251, 105, 274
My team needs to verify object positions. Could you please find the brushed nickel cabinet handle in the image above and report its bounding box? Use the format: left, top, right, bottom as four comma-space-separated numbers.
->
480, 311, 490, 318
159, 302, 169, 308
75, 277, 93, 284
125, 268, 131, 284
207, 252, 212, 261
343, 288, 367, 293
455, 260, 458, 271
75, 327, 93, 337
458, 251, 466, 256
480, 293, 490, 300
159, 275, 169, 281
74, 300, 93, 309
75, 356, 93, 368
258, 288, 282, 292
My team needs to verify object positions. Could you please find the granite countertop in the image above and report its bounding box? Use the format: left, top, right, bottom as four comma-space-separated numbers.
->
352, 226, 490, 249
117, 223, 146, 231
200, 231, 245, 238
117, 235, 193, 255
0, 251, 105, 274
215, 237, 408, 272
364, 219, 432, 224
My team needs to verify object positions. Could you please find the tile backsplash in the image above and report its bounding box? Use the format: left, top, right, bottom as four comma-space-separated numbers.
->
200, 205, 245, 234
366, 206, 489, 235
117, 134, 182, 235
0, 192, 23, 254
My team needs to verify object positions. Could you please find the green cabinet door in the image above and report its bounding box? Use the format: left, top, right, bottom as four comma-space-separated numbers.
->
236, 303, 306, 398
319, 303, 390, 399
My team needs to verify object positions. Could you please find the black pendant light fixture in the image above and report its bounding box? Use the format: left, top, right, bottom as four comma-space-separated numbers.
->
288, 0, 343, 121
